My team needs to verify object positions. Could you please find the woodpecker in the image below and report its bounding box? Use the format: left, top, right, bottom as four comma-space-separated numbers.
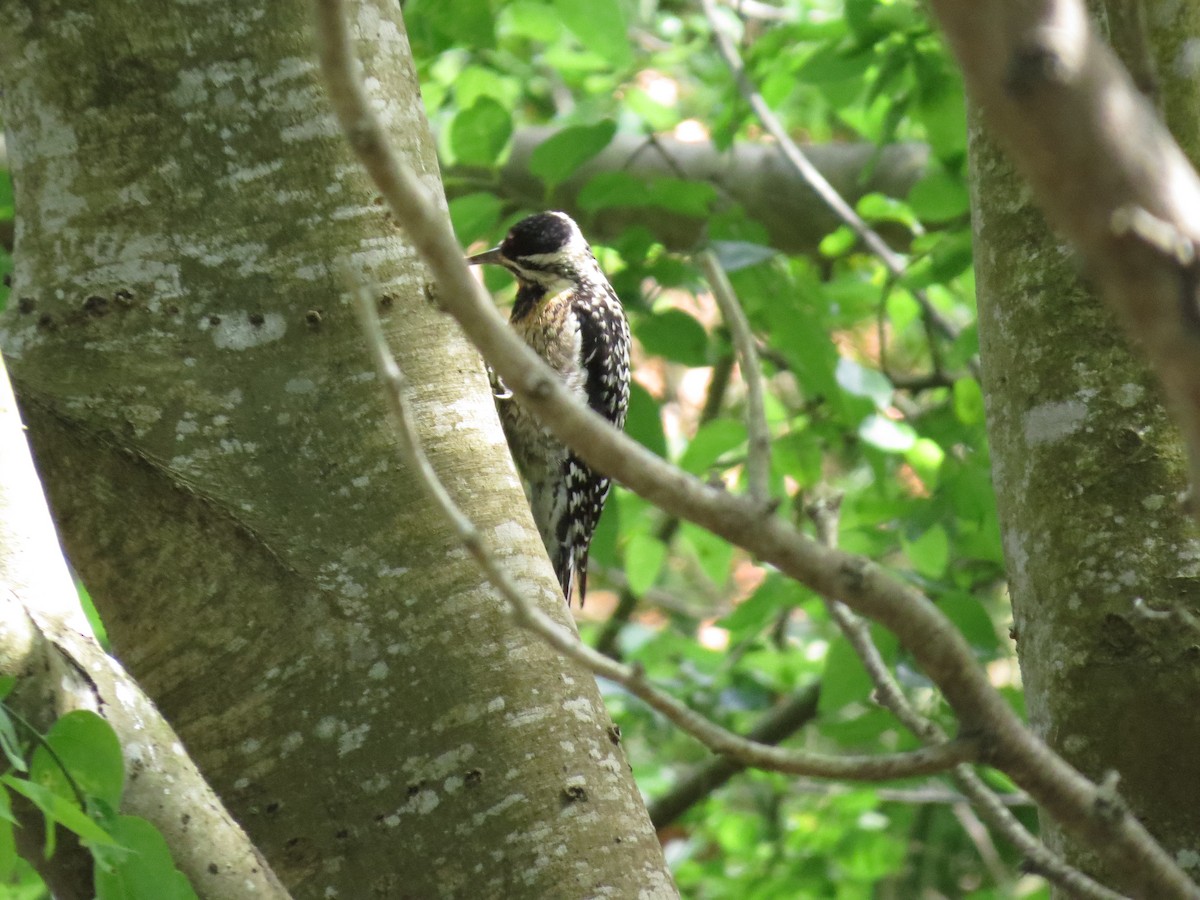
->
468, 211, 631, 605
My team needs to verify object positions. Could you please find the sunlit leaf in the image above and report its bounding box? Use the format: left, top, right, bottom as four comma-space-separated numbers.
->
94, 815, 198, 900
678, 420, 747, 475
2, 776, 119, 847
858, 414, 916, 452
635, 309, 709, 368
449, 193, 504, 247
31, 710, 124, 809
450, 97, 512, 167
903, 525, 949, 579
953, 377, 986, 425
624, 534, 666, 595
553, 0, 631, 67
528, 121, 617, 190
835, 358, 893, 409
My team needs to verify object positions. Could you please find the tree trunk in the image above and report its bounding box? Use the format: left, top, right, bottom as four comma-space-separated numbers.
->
968, 1, 1200, 882
0, 1, 674, 896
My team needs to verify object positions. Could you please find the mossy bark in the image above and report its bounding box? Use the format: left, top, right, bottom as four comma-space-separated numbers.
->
0, 1, 674, 896
969, 1, 1200, 884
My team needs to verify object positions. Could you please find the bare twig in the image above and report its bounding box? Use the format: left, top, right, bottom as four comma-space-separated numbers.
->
648, 683, 819, 829
314, 2, 1196, 895
698, 250, 771, 506
787, 780, 1033, 807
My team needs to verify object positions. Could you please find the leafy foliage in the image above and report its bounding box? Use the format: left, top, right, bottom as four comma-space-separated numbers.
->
0, 0, 1036, 894
403, 0, 1033, 895
0, 691, 198, 900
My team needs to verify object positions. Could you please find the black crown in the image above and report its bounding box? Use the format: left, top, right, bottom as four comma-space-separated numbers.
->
500, 212, 577, 260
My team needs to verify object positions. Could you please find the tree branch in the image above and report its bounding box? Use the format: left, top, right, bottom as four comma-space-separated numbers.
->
647, 683, 819, 829
313, 2, 1197, 894
350, 273, 976, 781
447, 127, 931, 256
698, 250, 771, 507
926, 0, 1200, 519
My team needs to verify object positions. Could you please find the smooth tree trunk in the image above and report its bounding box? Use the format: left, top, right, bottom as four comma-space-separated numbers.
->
968, 3, 1200, 882
0, 1, 675, 896
0, 354, 289, 900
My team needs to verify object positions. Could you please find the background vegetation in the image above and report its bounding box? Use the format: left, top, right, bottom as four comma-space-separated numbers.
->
0, 0, 1189, 896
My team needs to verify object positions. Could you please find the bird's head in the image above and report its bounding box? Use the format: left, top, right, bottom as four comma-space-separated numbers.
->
467, 211, 596, 292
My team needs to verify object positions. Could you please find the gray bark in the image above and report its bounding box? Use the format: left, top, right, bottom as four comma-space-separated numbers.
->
0, 348, 288, 899
968, 5, 1200, 880
0, 1, 674, 897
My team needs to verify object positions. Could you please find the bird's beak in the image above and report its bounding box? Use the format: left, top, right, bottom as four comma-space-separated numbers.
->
466, 247, 504, 266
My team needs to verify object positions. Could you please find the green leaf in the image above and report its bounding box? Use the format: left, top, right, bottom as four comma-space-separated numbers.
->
0, 791, 15, 882
2, 776, 119, 847
409, 0, 495, 50
855, 193, 917, 230
625, 382, 667, 458
952, 377, 985, 425
679, 523, 736, 587
940, 593, 1000, 653
819, 225, 856, 257
797, 43, 873, 86
835, 358, 893, 409
908, 170, 970, 223
577, 173, 715, 217
772, 431, 823, 489
0, 706, 26, 773
449, 193, 504, 248
0, 678, 16, 701
646, 180, 717, 217
678, 419, 747, 475
450, 97, 512, 167
818, 637, 873, 716
578, 171, 649, 213
635, 308, 709, 367
858, 414, 916, 452
624, 534, 666, 595
504, 0, 563, 41
0, 786, 14, 826
528, 121, 617, 190
76, 581, 110, 650
553, 0, 631, 67
916, 74, 967, 160
31, 710, 124, 809
718, 575, 801, 641
94, 815, 198, 900
903, 525, 949, 579
904, 438, 945, 488
901, 230, 974, 289
711, 241, 777, 272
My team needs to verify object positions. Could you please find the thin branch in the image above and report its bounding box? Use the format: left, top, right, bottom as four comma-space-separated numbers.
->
806, 494, 1128, 900
648, 683, 819, 829
350, 275, 976, 781
313, 3, 1196, 895
698, 250, 771, 506
699, 0, 963, 347
787, 780, 1033, 808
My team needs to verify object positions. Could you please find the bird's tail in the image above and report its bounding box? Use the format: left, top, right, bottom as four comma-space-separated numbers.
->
553, 544, 590, 606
